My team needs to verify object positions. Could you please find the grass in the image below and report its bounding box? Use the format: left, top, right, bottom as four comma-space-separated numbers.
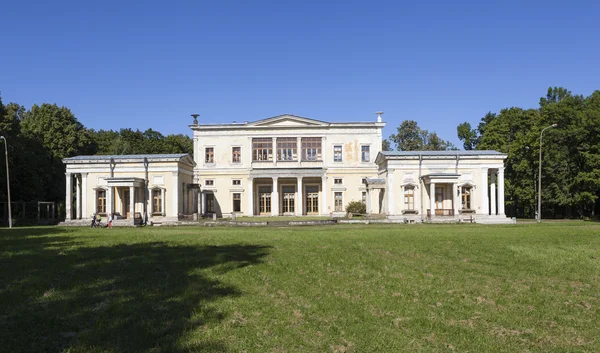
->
1, 223, 599, 352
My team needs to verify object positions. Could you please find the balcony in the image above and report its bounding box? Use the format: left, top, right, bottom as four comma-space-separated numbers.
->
251, 159, 323, 169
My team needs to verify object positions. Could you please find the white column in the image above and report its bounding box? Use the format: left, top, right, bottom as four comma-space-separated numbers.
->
481, 168, 489, 215
161, 188, 166, 216
197, 189, 202, 216
76, 175, 81, 219
399, 185, 404, 214
129, 185, 135, 225
65, 173, 72, 220
429, 182, 436, 218
387, 172, 395, 215
296, 177, 303, 215
321, 176, 327, 215
490, 172, 497, 215
247, 178, 254, 216
272, 177, 279, 216
498, 168, 505, 216
366, 189, 372, 214
321, 137, 327, 163
453, 183, 460, 217
108, 187, 113, 217
297, 137, 302, 165
81, 173, 88, 218
171, 172, 179, 218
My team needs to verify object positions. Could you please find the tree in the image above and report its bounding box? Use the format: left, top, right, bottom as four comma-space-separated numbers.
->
382, 139, 391, 152
457, 122, 477, 150
389, 120, 454, 151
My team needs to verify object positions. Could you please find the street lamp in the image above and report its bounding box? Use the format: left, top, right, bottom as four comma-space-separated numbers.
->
0, 136, 11, 228
537, 123, 558, 222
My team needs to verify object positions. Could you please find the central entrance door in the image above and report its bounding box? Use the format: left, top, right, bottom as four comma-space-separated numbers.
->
435, 186, 443, 210
282, 186, 295, 214
258, 186, 272, 215
305, 185, 319, 214
123, 188, 131, 219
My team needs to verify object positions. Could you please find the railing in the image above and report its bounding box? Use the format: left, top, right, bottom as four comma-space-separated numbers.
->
427, 209, 455, 217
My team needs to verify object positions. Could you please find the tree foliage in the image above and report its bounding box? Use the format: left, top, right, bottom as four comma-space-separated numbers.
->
457, 87, 600, 219
389, 120, 455, 151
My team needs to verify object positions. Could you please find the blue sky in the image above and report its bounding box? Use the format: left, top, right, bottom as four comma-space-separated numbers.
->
1, 0, 599, 148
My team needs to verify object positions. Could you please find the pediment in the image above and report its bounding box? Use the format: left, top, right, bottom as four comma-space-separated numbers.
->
249, 114, 328, 127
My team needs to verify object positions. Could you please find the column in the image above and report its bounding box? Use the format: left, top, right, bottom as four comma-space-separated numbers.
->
171, 172, 179, 218
321, 137, 327, 163
161, 188, 166, 216
76, 175, 81, 219
480, 168, 489, 215
196, 189, 203, 219
399, 185, 404, 214
429, 182, 436, 218
490, 171, 497, 215
387, 172, 395, 215
129, 186, 135, 225
107, 187, 113, 217
296, 177, 303, 215
272, 137, 277, 166
65, 173, 72, 220
453, 183, 460, 217
366, 189, 372, 214
497, 168, 505, 216
81, 173, 88, 218
272, 177, 279, 216
247, 178, 254, 216
321, 176, 328, 215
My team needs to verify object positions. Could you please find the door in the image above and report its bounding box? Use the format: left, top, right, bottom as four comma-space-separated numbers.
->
435, 186, 443, 209
123, 189, 130, 219
282, 186, 295, 214
305, 185, 319, 214
258, 186, 272, 215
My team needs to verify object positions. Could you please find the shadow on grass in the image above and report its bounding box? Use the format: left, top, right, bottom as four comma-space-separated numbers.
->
0, 228, 270, 353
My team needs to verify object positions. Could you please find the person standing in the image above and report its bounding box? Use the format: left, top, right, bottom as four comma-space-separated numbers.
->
108, 214, 113, 228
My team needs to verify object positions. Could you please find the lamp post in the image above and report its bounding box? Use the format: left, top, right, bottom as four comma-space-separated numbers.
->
537, 123, 558, 222
0, 136, 11, 228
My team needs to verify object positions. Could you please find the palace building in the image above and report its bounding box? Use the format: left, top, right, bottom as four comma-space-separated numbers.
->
62, 113, 513, 224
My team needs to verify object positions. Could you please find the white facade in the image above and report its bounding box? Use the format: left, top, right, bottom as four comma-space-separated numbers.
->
191, 114, 385, 217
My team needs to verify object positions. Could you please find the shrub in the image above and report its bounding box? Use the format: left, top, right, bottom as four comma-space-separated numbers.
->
346, 201, 366, 215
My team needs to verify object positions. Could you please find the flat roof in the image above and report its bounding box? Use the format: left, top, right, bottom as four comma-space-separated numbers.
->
380, 150, 504, 156
64, 153, 189, 161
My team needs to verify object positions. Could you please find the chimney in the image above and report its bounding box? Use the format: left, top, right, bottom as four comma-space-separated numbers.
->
191, 114, 199, 125
375, 111, 384, 122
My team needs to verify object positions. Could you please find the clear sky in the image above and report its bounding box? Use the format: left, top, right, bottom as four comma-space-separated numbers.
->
2, 0, 599, 148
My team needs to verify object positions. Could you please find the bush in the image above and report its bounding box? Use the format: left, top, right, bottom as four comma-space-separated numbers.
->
346, 201, 366, 215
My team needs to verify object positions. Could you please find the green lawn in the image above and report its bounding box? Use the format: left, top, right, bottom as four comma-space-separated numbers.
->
1, 223, 599, 353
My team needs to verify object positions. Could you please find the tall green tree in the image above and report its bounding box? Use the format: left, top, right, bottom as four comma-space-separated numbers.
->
389, 120, 454, 151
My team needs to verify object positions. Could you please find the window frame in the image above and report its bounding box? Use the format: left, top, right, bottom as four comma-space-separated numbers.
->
232, 146, 242, 164
301, 137, 322, 161
252, 138, 273, 161
205, 146, 215, 164
232, 192, 241, 212
334, 191, 343, 211
333, 145, 342, 162
361, 145, 371, 163
276, 137, 297, 161
205, 179, 215, 186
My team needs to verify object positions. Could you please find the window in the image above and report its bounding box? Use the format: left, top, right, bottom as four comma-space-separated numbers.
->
334, 178, 343, 185
305, 186, 319, 214
277, 137, 297, 161
253, 138, 273, 161
361, 145, 370, 162
404, 186, 415, 210
152, 189, 162, 214
301, 137, 322, 161
205, 147, 214, 163
96, 189, 106, 214
461, 186, 472, 210
205, 179, 214, 186
232, 147, 241, 163
282, 186, 295, 213
258, 186, 272, 214
232, 193, 241, 212
232, 179, 241, 186
333, 145, 342, 162
334, 192, 343, 211
206, 193, 215, 213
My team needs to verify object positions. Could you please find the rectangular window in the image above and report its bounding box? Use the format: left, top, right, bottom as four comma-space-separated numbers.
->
96, 190, 106, 214
232, 147, 241, 163
206, 193, 215, 213
232, 193, 241, 212
205, 179, 214, 186
334, 178, 343, 185
282, 186, 296, 213
252, 138, 273, 161
334, 192, 343, 211
258, 186, 272, 214
205, 147, 214, 163
301, 137, 322, 161
232, 179, 241, 186
152, 189, 162, 214
277, 137, 297, 161
461, 186, 472, 209
333, 145, 342, 162
404, 186, 415, 210
305, 185, 319, 214
361, 145, 370, 162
